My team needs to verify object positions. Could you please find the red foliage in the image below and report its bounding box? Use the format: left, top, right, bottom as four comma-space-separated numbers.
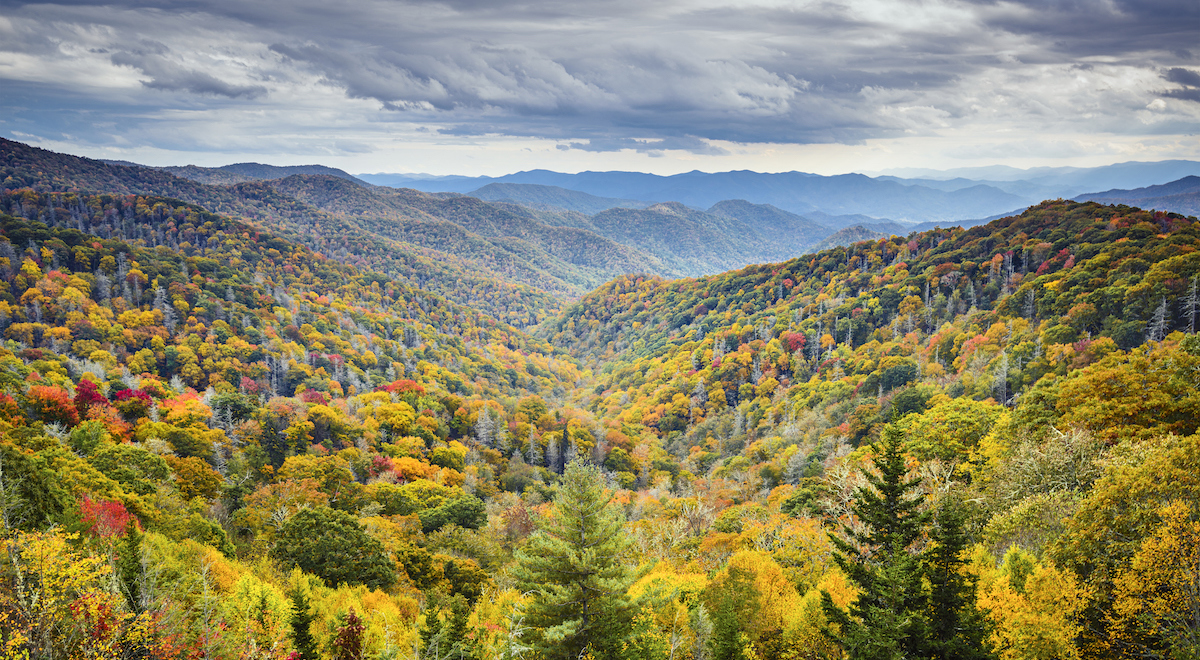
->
19, 348, 44, 361
74, 379, 108, 416
111, 388, 153, 420
240, 376, 261, 394
332, 609, 364, 660
369, 455, 395, 477
69, 592, 121, 645
79, 497, 136, 537
28, 384, 80, 426
300, 389, 329, 405
781, 332, 806, 352
378, 379, 425, 396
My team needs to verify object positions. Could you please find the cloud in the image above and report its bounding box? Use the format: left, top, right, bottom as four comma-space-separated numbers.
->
1162, 67, 1200, 103
556, 136, 729, 156
1166, 68, 1200, 87
111, 45, 267, 99
1, 0, 1199, 166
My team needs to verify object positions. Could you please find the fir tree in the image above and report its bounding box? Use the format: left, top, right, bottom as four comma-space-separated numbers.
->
926, 500, 996, 660
420, 603, 447, 660
513, 460, 635, 660
289, 585, 319, 660
706, 565, 758, 660
822, 423, 930, 659
446, 595, 481, 660
117, 519, 144, 614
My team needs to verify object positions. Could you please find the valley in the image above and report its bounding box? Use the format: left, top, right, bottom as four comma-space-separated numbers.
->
1, 137, 1198, 659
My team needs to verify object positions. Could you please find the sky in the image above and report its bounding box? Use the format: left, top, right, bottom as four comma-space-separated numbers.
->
1, 0, 1198, 177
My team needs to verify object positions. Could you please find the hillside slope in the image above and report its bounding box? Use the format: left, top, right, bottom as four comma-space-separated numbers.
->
1, 138, 669, 323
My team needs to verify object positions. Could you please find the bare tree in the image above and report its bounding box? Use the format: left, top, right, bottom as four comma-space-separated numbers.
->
1147, 297, 1170, 343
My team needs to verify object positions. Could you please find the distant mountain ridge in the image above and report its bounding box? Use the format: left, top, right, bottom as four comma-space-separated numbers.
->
363, 160, 1200, 224
1075, 175, 1200, 216
101, 158, 368, 186
468, 182, 652, 214
361, 168, 1028, 223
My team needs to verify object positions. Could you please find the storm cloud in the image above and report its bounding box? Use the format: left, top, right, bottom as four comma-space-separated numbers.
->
1, 0, 1197, 170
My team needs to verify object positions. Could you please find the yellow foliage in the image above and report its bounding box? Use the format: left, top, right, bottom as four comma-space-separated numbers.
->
971, 545, 1089, 660
1108, 500, 1200, 657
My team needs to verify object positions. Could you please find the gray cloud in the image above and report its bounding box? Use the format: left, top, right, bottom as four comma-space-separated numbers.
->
1162, 67, 1200, 103
1, 0, 1198, 161
111, 45, 267, 99
1166, 68, 1200, 87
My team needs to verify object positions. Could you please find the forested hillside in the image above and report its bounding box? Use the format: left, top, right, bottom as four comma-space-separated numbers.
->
1, 140, 1199, 660
1, 139, 664, 324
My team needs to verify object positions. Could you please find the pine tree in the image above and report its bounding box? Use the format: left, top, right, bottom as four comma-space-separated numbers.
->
117, 519, 144, 614
513, 460, 635, 660
926, 500, 996, 660
289, 585, 319, 660
822, 424, 930, 659
446, 595, 481, 660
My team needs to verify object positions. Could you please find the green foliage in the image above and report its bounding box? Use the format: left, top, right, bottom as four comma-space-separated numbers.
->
823, 425, 931, 659
513, 460, 635, 660
926, 500, 996, 659
117, 519, 144, 614
273, 507, 396, 590
419, 494, 487, 533
288, 584, 320, 660
88, 443, 170, 496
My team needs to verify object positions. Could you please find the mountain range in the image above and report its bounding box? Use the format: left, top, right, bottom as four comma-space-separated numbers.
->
1075, 175, 1200, 216
0, 139, 920, 319
360, 159, 1200, 224
7, 137, 1199, 329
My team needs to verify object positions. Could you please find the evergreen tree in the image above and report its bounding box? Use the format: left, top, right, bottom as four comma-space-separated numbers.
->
926, 500, 996, 660
289, 585, 319, 660
822, 423, 930, 659
420, 603, 447, 660
513, 460, 635, 660
705, 565, 758, 660
117, 519, 144, 614
446, 595, 481, 660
